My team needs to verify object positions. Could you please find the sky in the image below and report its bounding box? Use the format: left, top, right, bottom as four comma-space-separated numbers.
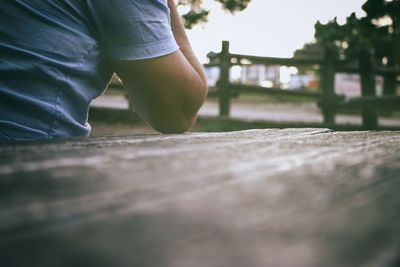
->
184, 0, 367, 62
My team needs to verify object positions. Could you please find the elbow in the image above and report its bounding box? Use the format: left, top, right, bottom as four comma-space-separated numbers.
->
153, 84, 207, 134
149, 112, 197, 134
146, 81, 207, 134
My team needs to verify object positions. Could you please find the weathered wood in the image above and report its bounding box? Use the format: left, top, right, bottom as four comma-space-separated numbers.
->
376, 66, 400, 76
229, 83, 322, 99
338, 96, 400, 110
0, 129, 399, 267
207, 49, 322, 67
206, 42, 399, 131
228, 54, 323, 66
218, 41, 231, 116
359, 49, 378, 130
334, 60, 359, 74
320, 45, 336, 125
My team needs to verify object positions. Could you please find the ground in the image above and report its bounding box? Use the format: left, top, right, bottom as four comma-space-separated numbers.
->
89, 90, 400, 136
1, 129, 399, 267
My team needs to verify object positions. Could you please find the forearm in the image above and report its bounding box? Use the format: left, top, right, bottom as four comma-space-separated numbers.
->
167, 0, 207, 86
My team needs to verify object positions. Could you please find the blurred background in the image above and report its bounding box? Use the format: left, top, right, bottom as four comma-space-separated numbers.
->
90, 0, 400, 136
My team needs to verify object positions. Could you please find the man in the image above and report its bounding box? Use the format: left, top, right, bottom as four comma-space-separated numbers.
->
0, 0, 208, 141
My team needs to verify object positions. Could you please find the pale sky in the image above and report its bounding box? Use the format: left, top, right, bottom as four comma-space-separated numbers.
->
185, 0, 367, 62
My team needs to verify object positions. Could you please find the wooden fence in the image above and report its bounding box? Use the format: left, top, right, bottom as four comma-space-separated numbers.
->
107, 41, 400, 130
206, 41, 400, 130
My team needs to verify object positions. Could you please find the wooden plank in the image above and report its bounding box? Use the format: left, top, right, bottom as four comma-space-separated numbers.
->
207, 47, 322, 66
218, 41, 231, 116
0, 129, 399, 267
320, 46, 336, 125
338, 96, 400, 110
376, 67, 400, 76
359, 49, 378, 130
229, 84, 322, 99
228, 54, 323, 66
334, 60, 359, 74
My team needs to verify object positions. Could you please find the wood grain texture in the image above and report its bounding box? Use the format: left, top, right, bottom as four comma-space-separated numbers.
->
0, 129, 399, 267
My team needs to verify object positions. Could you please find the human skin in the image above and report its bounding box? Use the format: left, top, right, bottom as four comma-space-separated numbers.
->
112, 0, 208, 133
167, 0, 207, 86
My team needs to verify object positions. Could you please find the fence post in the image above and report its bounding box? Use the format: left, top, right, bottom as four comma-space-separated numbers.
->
321, 45, 336, 125
359, 48, 378, 130
382, 72, 397, 96
218, 41, 231, 116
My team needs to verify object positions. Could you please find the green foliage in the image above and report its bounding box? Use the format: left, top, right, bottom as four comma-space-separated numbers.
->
296, 0, 400, 67
178, 0, 251, 29
215, 0, 251, 12
362, 0, 400, 20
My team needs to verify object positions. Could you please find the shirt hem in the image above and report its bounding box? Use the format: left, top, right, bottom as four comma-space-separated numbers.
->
108, 36, 179, 61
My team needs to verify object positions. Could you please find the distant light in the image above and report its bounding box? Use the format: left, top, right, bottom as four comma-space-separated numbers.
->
240, 59, 252, 65
289, 67, 298, 75
260, 80, 274, 88
371, 15, 393, 27
280, 66, 291, 84
382, 57, 388, 65
230, 65, 242, 80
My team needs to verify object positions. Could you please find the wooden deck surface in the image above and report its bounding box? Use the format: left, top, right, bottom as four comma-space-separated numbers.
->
0, 129, 399, 267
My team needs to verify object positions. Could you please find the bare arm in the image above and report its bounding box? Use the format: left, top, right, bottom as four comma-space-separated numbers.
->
112, 1, 208, 134
167, 0, 207, 85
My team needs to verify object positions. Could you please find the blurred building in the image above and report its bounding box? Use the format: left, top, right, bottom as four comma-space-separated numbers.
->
334, 73, 384, 99
204, 64, 393, 97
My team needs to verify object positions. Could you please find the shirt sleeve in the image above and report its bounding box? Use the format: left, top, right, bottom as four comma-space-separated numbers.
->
85, 0, 179, 60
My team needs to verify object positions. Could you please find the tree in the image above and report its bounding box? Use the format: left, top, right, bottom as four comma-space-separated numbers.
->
295, 0, 400, 94
178, 0, 251, 29
363, 0, 399, 93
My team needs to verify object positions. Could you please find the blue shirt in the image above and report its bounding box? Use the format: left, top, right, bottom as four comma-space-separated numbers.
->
0, 0, 178, 141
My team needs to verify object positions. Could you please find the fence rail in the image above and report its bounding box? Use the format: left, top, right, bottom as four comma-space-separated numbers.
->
229, 84, 322, 99
107, 41, 399, 130
207, 41, 400, 130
